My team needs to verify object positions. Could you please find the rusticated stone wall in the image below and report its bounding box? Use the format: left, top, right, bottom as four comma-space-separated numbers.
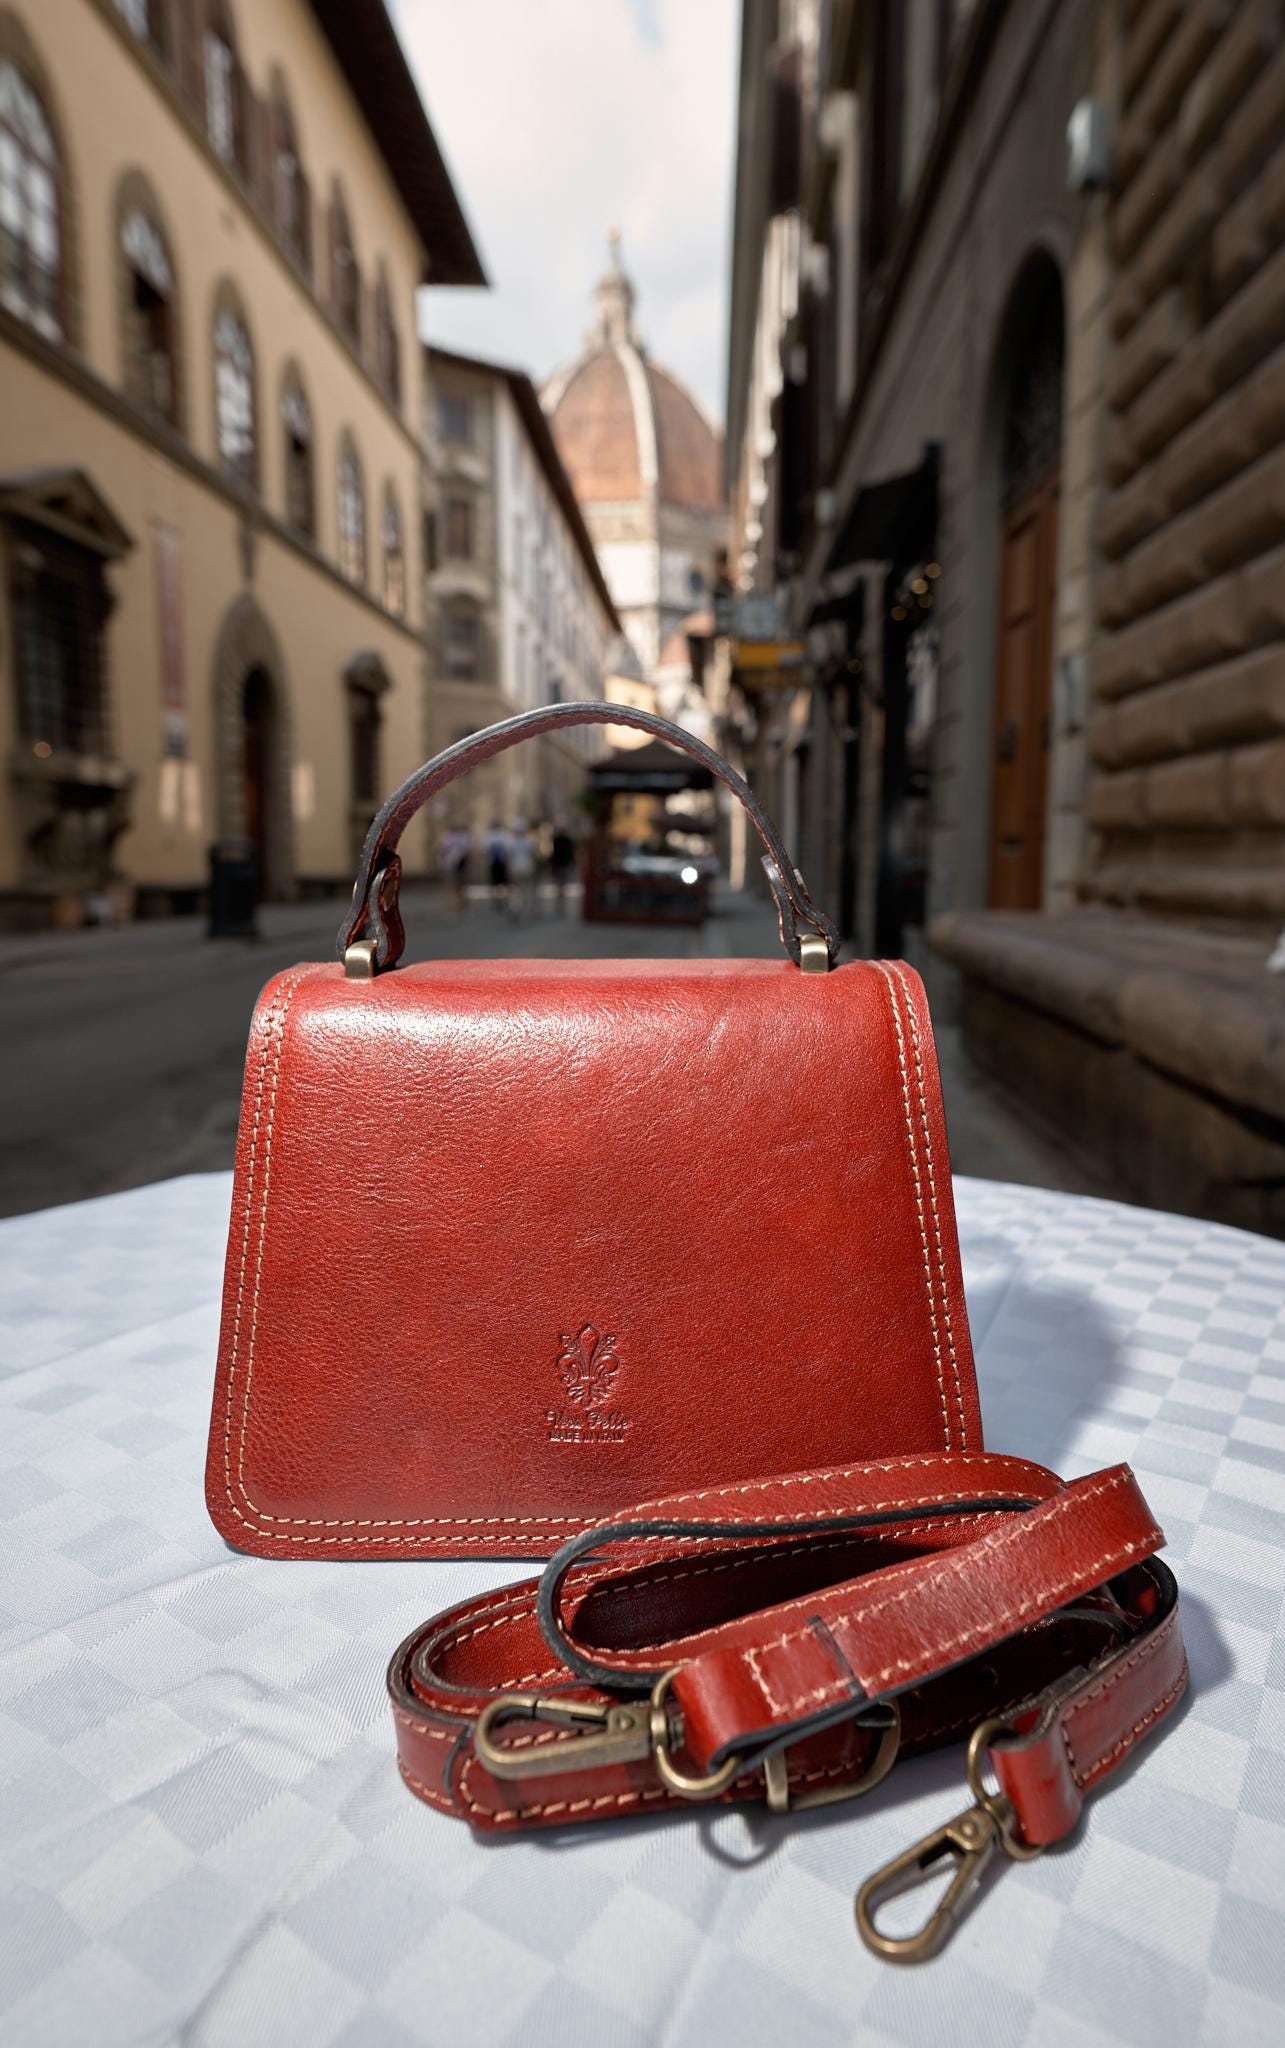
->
1087, 0, 1285, 930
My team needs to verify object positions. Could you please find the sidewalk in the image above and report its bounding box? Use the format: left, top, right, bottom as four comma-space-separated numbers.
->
0, 887, 1116, 1215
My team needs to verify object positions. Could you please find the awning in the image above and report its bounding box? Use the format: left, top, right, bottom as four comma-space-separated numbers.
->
730, 638, 807, 691
825, 442, 939, 576
808, 568, 866, 629
588, 740, 714, 794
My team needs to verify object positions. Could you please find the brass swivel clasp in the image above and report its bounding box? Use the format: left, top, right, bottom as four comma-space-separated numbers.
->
855, 1717, 1043, 1964
473, 1672, 747, 1797
473, 1692, 659, 1779
474, 1676, 905, 1814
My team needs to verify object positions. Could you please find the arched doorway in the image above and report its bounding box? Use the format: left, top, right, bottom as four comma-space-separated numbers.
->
987, 254, 1064, 910
212, 593, 294, 899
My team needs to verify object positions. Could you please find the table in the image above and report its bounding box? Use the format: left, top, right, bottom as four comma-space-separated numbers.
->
2, 1174, 1283, 2047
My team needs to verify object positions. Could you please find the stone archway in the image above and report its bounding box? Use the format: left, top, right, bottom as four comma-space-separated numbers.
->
211, 593, 294, 899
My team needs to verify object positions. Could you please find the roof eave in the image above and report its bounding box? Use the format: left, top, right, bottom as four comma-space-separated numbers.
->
308, 0, 487, 288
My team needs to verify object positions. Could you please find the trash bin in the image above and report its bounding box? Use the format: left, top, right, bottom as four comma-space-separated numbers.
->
208, 838, 258, 939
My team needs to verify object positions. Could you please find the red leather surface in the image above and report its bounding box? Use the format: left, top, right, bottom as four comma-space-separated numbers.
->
672, 1464, 1161, 1767
386, 1453, 1184, 1840
990, 1590, 1188, 1845
205, 953, 979, 1559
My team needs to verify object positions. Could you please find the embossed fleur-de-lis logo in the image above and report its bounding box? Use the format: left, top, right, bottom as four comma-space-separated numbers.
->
557, 1325, 620, 1409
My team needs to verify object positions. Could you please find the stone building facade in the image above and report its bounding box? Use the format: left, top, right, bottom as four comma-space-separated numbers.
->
724, 0, 1285, 1233
423, 344, 622, 843
0, 0, 482, 924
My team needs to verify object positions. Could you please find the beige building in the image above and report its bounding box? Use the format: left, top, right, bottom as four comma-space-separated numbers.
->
0, 0, 483, 925
424, 344, 622, 845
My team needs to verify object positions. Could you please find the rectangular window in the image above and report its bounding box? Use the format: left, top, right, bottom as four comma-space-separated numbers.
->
444, 496, 473, 560
12, 530, 109, 757
351, 696, 380, 805
152, 521, 186, 758
129, 271, 173, 420
443, 608, 481, 680
205, 34, 238, 165
438, 393, 471, 444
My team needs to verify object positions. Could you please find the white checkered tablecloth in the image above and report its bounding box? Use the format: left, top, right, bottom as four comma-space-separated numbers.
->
2, 1173, 1284, 2048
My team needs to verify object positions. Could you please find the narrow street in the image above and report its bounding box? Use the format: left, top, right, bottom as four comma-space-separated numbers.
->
0, 888, 1112, 1218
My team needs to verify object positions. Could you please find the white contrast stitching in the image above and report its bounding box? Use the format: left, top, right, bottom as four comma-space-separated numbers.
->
221, 956, 990, 1546
888, 962, 968, 1448
872, 961, 950, 1449
736, 1474, 1154, 1710
218, 967, 597, 1546
626, 1452, 1048, 1519
1064, 1657, 1187, 1790
1060, 1607, 1183, 1786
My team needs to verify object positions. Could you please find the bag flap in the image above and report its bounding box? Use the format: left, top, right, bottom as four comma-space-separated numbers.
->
206, 956, 980, 1558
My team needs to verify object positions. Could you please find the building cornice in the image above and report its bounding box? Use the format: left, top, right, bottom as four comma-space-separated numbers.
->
0, 305, 426, 648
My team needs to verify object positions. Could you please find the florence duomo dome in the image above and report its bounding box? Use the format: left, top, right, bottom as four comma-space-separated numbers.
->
543, 234, 726, 681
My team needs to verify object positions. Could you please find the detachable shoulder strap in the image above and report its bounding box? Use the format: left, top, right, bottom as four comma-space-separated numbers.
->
388, 1452, 1186, 1961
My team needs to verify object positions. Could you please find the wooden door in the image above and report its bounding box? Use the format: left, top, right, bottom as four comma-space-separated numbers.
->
242, 667, 270, 896
988, 473, 1058, 909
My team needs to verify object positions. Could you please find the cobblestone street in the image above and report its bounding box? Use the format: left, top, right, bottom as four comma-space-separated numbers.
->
0, 888, 1114, 1218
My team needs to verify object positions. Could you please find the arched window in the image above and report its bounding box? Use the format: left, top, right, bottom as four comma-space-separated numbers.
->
271, 77, 309, 273
120, 203, 177, 425
214, 298, 256, 485
204, 2, 244, 171
328, 184, 360, 345
281, 371, 313, 536
0, 59, 63, 337
115, 0, 168, 57
338, 437, 365, 585
374, 266, 400, 407
382, 485, 404, 616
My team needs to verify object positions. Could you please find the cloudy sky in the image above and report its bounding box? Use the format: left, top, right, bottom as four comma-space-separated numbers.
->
393, 0, 740, 425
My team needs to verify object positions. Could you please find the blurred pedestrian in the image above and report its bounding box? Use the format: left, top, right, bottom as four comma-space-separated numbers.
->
485, 821, 511, 914
549, 821, 577, 915
439, 824, 472, 916
509, 819, 536, 922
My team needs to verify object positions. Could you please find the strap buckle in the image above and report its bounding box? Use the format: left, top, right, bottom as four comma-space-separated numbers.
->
763, 1698, 901, 1813
854, 1717, 1042, 1963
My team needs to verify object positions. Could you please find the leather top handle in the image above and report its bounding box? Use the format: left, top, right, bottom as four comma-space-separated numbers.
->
338, 700, 840, 974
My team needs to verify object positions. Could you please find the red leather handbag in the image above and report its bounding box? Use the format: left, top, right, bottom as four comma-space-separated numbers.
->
205, 703, 980, 1561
